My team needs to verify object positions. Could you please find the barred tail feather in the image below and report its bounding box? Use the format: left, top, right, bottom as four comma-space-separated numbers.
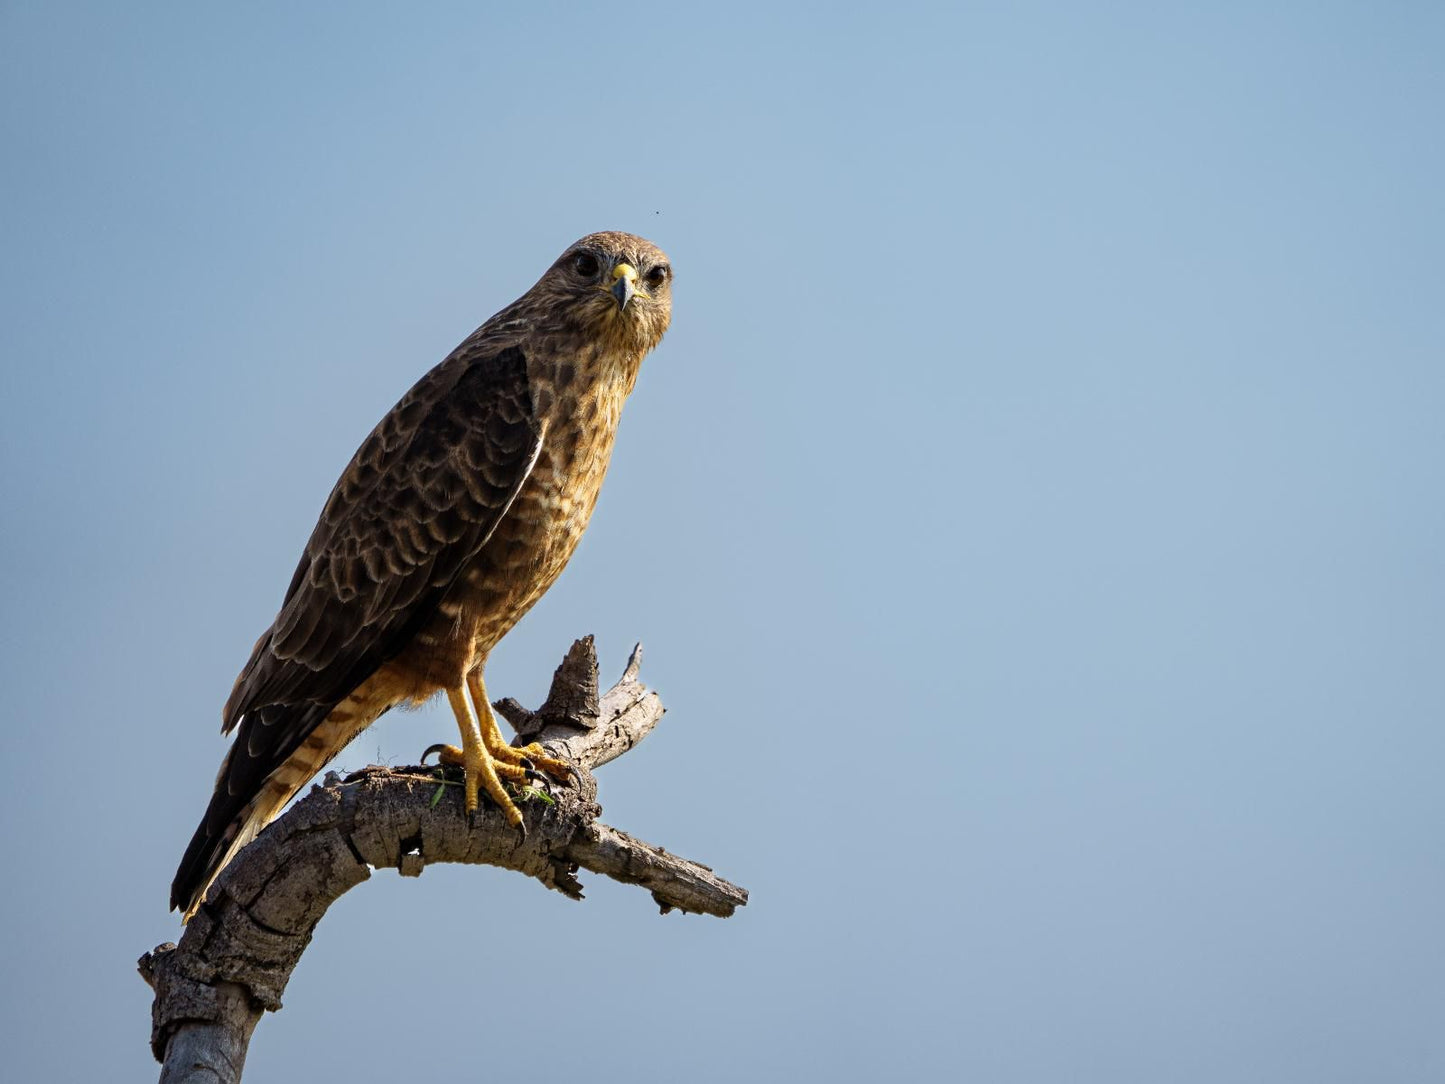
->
171, 696, 379, 919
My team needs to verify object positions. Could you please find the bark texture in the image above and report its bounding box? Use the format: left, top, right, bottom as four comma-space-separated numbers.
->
139, 640, 747, 1084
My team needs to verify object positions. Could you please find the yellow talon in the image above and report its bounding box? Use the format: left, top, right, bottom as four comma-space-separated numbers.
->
442, 686, 521, 826
425, 742, 531, 785
466, 672, 574, 783
429, 673, 574, 825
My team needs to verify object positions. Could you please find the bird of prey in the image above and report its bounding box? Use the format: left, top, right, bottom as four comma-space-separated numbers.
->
171, 231, 672, 919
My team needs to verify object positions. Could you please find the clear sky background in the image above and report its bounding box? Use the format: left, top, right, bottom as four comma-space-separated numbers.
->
2, 3, 1442, 1081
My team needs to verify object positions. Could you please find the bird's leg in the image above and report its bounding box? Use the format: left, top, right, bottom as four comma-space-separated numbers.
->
434, 686, 526, 828
423, 669, 573, 821
466, 670, 575, 784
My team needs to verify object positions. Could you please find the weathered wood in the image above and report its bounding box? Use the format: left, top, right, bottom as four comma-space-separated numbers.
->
501, 633, 603, 738
142, 641, 746, 1083
567, 824, 749, 917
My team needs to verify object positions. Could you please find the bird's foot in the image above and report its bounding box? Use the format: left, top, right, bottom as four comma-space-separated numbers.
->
420, 739, 572, 789
422, 742, 530, 784
466, 670, 576, 786
420, 739, 526, 831
490, 740, 576, 787
420, 739, 571, 829
427, 676, 577, 830
431, 686, 534, 830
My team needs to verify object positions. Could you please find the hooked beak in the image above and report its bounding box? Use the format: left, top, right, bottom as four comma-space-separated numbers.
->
610, 262, 639, 311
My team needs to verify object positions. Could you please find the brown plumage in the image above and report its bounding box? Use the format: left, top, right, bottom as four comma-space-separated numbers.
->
172, 231, 672, 918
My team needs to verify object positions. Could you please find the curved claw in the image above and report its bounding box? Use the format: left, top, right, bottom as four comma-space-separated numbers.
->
421, 743, 450, 765
510, 742, 579, 789
544, 758, 582, 788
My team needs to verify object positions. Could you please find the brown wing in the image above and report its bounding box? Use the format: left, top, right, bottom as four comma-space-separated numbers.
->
227, 340, 540, 724
170, 340, 540, 913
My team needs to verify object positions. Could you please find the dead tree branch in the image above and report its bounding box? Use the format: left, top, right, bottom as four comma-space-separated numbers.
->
139, 639, 747, 1084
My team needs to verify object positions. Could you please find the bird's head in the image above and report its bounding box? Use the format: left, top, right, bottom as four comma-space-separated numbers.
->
539, 231, 673, 351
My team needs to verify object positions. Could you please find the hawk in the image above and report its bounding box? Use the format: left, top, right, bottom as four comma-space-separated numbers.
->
171, 231, 673, 918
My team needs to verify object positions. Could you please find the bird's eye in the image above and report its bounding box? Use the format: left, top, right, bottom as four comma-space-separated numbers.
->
571, 251, 600, 277
644, 264, 670, 289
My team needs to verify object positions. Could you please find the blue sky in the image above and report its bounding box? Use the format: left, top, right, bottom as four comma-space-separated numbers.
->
3, 3, 1443, 1080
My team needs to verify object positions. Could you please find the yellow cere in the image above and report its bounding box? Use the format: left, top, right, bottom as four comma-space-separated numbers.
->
611, 262, 639, 282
